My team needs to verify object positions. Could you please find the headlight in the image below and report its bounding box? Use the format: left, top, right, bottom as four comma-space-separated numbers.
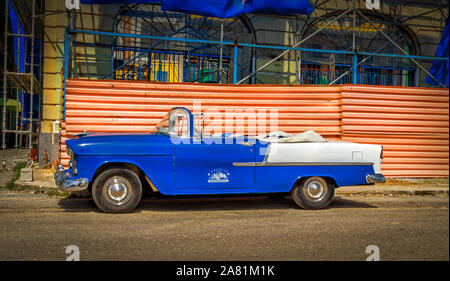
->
72, 158, 77, 175
67, 147, 77, 174
67, 147, 73, 159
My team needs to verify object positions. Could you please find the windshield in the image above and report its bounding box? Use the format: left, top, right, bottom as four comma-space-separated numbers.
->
155, 112, 170, 134
155, 108, 190, 137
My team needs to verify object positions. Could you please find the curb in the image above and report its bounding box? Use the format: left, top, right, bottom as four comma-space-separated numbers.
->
13, 181, 90, 197
13, 181, 59, 193
336, 189, 449, 196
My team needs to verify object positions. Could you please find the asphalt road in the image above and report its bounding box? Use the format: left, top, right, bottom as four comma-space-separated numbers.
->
0, 189, 448, 261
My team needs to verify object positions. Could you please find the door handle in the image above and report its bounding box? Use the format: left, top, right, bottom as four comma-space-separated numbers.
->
240, 142, 254, 146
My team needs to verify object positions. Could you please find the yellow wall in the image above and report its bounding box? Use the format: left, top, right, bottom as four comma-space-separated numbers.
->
42, 0, 67, 133
42, 0, 110, 133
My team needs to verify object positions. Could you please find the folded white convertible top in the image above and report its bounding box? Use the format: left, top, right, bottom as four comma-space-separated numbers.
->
256, 130, 327, 143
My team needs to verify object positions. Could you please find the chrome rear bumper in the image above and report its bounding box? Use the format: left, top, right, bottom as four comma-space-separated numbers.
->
366, 173, 386, 184
54, 164, 89, 192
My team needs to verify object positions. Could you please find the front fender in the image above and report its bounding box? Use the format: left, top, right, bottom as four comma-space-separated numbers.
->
77, 155, 174, 195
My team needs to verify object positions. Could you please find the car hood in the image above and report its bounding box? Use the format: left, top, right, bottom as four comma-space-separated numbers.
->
65, 133, 173, 156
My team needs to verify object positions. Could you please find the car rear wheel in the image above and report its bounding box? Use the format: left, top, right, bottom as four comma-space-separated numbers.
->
92, 168, 142, 213
291, 177, 335, 210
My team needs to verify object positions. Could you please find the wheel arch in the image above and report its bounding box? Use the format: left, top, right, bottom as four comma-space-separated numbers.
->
289, 176, 339, 191
90, 161, 156, 194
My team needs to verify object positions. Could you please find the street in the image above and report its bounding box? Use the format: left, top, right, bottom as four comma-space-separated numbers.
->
0, 189, 448, 261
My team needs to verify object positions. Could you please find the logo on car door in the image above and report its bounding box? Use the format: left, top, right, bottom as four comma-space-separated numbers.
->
208, 169, 230, 183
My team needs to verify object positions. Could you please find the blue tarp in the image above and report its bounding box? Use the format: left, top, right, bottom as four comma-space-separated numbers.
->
426, 19, 449, 87
8, 2, 25, 116
9, 2, 25, 73
80, 0, 313, 17
81, 0, 162, 4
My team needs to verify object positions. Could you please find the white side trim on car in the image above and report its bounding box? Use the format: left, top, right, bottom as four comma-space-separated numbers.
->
266, 142, 383, 174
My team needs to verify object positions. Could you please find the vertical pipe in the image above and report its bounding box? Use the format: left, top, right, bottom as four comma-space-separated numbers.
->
299, 54, 302, 84
39, 11, 43, 124
295, 19, 300, 84
187, 49, 190, 82
19, 38, 25, 155
250, 47, 256, 84
28, 0, 35, 158
414, 67, 420, 87
219, 19, 223, 84
353, 51, 358, 84
233, 44, 238, 84
168, 53, 171, 82
147, 52, 150, 81
2, 0, 9, 166
287, 21, 291, 83
15, 28, 21, 153
392, 3, 397, 86
137, 54, 141, 80
185, 15, 190, 82
14, 88, 18, 150
352, 0, 357, 84
64, 27, 69, 119
110, 45, 115, 79
200, 58, 202, 81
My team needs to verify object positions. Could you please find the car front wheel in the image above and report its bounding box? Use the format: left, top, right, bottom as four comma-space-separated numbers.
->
291, 177, 335, 210
92, 168, 142, 213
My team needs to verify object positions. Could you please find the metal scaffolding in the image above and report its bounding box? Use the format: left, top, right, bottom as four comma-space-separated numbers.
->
64, 1, 448, 88
1, 0, 43, 169
238, 0, 448, 86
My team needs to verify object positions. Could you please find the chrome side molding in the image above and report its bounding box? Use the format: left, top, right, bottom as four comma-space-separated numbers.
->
233, 162, 374, 167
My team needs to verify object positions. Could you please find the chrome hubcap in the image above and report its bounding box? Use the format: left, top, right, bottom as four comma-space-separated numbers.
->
103, 176, 132, 206
304, 179, 327, 202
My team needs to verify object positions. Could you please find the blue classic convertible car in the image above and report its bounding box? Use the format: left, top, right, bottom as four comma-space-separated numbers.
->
55, 107, 385, 213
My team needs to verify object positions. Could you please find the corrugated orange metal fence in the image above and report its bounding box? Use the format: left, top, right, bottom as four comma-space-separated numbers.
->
340, 85, 449, 177
60, 79, 449, 178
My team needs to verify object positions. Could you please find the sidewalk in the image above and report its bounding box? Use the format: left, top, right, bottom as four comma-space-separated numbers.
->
13, 167, 61, 194
335, 184, 449, 196
336, 178, 449, 196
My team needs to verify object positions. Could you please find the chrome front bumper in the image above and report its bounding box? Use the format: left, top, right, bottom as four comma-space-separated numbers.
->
54, 164, 89, 192
366, 173, 386, 184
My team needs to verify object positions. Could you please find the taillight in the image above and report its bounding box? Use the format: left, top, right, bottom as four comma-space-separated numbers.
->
380, 145, 384, 159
